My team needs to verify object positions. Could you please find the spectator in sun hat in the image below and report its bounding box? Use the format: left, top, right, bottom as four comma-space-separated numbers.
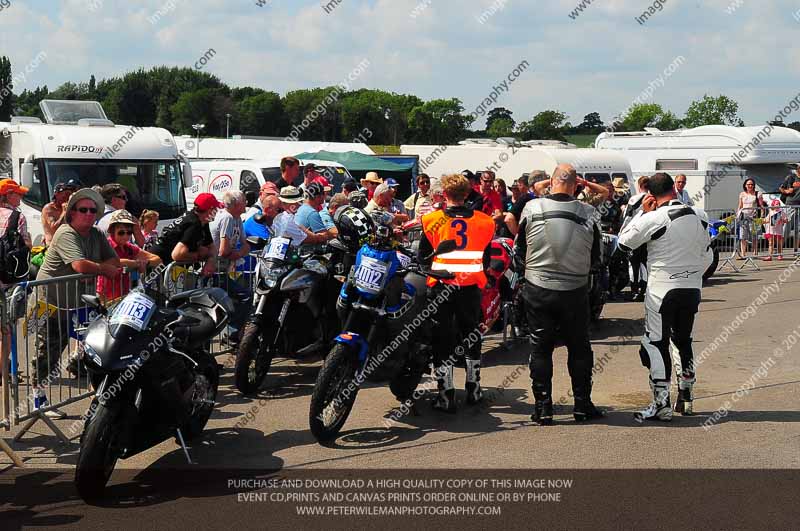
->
34, 187, 121, 384
42, 179, 80, 245
271, 185, 334, 247
97, 209, 161, 302
0, 179, 32, 250
360, 171, 383, 200
384, 177, 408, 216
148, 192, 220, 275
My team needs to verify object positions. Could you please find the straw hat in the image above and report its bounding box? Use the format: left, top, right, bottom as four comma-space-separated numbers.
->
361, 172, 382, 186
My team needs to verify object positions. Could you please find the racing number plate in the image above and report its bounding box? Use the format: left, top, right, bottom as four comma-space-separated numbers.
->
264, 237, 291, 260
109, 292, 156, 331
354, 257, 390, 294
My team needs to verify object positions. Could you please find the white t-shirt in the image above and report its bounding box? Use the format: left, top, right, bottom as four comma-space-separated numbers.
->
271, 211, 308, 246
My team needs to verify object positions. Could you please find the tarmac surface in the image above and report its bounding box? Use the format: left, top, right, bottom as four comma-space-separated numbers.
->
2, 260, 799, 527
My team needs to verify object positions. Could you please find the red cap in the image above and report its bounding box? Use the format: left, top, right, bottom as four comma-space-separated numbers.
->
194, 192, 223, 211
312, 176, 332, 191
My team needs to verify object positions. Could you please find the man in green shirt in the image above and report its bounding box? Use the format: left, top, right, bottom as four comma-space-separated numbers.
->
33, 188, 120, 384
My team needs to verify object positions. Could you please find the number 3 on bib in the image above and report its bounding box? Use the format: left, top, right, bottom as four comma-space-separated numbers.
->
451, 219, 468, 249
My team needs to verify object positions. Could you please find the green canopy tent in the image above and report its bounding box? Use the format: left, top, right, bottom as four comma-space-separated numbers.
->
294, 150, 416, 197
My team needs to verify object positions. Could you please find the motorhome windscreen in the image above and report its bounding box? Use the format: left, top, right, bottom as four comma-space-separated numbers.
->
39, 159, 185, 217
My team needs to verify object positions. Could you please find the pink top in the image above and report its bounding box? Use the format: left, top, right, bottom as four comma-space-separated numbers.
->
97, 237, 142, 301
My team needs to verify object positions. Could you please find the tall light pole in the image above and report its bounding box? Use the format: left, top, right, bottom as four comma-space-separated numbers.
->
225, 113, 231, 139
191, 123, 205, 157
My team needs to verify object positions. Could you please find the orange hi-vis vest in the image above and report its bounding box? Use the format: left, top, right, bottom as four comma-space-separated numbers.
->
421, 209, 495, 287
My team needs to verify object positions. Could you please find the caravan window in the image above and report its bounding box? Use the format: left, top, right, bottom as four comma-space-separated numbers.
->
240, 170, 260, 207
656, 159, 698, 171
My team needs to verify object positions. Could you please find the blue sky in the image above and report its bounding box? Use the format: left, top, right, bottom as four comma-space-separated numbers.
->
2, 0, 799, 128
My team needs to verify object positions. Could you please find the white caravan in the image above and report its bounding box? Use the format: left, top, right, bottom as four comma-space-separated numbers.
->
400, 139, 634, 189
0, 100, 191, 245
175, 137, 374, 160
186, 158, 355, 206
594, 125, 800, 211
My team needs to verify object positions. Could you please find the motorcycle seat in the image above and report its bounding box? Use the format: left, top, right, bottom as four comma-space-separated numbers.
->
167, 288, 209, 308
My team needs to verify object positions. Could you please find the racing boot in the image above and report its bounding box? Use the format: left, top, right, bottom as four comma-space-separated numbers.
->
465, 358, 483, 405
573, 399, 605, 422
531, 399, 553, 426
674, 372, 696, 416
634, 381, 672, 423
632, 281, 646, 302
431, 364, 456, 414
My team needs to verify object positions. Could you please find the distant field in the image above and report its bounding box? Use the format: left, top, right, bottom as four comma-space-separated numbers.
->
565, 134, 597, 148
369, 145, 401, 154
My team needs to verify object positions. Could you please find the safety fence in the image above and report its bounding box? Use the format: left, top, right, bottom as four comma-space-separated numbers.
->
0, 256, 257, 445
705, 205, 800, 273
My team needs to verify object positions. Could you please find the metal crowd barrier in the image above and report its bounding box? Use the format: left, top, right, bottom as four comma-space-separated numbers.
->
705, 205, 800, 273
0, 253, 258, 445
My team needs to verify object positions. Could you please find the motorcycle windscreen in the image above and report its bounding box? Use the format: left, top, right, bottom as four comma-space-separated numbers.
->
108, 290, 157, 338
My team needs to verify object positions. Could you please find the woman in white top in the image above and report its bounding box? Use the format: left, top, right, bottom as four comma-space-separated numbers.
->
736, 178, 765, 258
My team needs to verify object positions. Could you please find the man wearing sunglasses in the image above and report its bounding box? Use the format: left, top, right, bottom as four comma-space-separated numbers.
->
34, 188, 121, 389
404, 173, 433, 218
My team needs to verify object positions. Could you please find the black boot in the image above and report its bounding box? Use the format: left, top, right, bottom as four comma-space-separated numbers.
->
431, 364, 457, 414
573, 399, 604, 422
531, 399, 553, 425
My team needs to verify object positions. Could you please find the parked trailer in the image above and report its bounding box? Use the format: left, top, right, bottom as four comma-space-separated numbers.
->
0, 100, 191, 245
594, 125, 800, 211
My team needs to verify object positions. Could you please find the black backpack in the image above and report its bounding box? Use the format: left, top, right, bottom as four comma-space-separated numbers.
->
0, 210, 30, 284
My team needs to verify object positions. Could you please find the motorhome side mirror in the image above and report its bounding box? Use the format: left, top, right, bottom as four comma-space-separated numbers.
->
434, 239, 457, 256
20, 162, 34, 188
181, 159, 192, 188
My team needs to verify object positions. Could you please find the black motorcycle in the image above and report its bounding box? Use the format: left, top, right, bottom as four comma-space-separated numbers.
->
74, 286, 233, 501
234, 236, 344, 395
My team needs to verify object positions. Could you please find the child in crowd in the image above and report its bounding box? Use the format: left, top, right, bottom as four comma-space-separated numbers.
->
97, 210, 161, 301
140, 209, 160, 250
764, 198, 787, 261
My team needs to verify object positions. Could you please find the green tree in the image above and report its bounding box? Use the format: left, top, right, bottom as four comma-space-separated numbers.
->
170, 88, 230, 135
518, 110, 568, 141
486, 107, 515, 132
0, 56, 12, 121
236, 91, 285, 136
283, 87, 343, 141
620, 103, 680, 131
577, 112, 604, 134
683, 94, 743, 128
407, 98, 473, 144
486, 117, 514, 138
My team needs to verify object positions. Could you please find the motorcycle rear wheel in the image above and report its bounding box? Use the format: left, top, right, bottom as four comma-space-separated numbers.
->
75, 402, 119, 502
309, 344, 359, 443
234, 320, 274, 395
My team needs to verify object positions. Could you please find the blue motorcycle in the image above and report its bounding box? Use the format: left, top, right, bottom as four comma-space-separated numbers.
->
308, 229, 455, 443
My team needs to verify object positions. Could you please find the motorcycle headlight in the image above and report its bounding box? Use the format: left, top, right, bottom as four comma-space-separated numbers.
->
264, 265, 289, 289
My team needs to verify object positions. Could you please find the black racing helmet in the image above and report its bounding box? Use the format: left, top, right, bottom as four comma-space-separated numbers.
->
333, 205, 375, 252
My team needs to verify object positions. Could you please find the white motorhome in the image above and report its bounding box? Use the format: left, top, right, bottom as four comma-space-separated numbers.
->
175, 137, 374, 160
400, 139, 634, 189
595, 125, 800, 211
187, 158, 355, 206
0, 100, 191, 245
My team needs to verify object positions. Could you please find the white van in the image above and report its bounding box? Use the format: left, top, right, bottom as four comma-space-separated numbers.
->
400, 139, 635, 190
595, 125, 800, 211
0, 100, 191, 245
186, 158, 354, 207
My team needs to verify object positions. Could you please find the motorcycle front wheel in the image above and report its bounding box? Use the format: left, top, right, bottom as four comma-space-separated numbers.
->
74, 401, 119, 502
183, 355, 220, 440
309, 343, 360, 443
234, 320, 275, 395
703, 245, 720, 282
